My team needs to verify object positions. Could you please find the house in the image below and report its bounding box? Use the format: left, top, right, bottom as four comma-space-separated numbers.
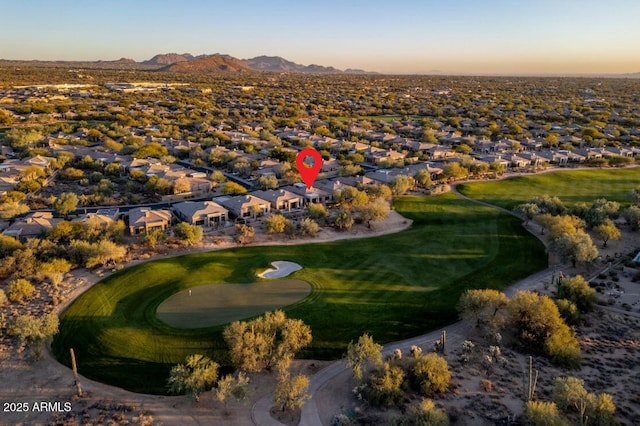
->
282, 183, 333, 205
252, 189, 302, 212
173, 201, 228, 227
2, 211, 60, 242
127, 207, 172, 235
215, 194, 271, 220
75, 208, 120, 229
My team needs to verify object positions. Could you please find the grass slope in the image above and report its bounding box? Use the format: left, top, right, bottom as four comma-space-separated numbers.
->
53, 193, 546, 393
458, 168, 640, 210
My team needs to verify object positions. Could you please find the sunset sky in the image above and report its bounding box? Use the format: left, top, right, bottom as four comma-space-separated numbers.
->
3, 0, 639, 75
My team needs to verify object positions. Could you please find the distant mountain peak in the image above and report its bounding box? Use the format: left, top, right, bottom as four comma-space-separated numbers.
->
160, 54, 251, 73
143, 53, 194, 66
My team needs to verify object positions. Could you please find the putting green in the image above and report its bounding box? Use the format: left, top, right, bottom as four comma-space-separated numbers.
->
156, 279, 311, 328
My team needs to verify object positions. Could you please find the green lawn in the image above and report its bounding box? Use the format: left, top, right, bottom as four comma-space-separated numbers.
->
458, 168, 640, 210
156, 279, 311, 328
53, 193, 546, 393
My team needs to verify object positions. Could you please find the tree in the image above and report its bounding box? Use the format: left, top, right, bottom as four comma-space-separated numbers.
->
334, 208, 354, 230
215, 372, 250, 415
53, 192, 79, 217
167, 354, 219, 402
346, 333, 383, 384
174, 222, 203, 246
631, 186, 640, 205
593, 219, 620, 248
584, 199, 619, 228
0, 289, 7, 307
557, 275, 596, 313
442, 162, 469, 181
173, 178, 191, 194
265, 214, 290, 234
299, 218, 319, 236
133, 142, 168, 159
8, 313, 59, 359
414, 169, 432, 188
622, 206, 640, 231
307, 203, 328, 220
274, 370, 310, 412
355, 198, 390, 228
223, 310, 312, 372
513, 203, 540, 225
39, 258, 71, 286
365, 362, 407, 408
530, 195, 566, 216
0, 234, 23, 257
457, 289, 508, 336
222, 181, 247, 195
508, 291, 581, 368
256, 175, 278, 190
549, 230, 598, 267
85, 240, 127, 268
0, 202, 30, 219
390, 175, 414, 195
4, 127, 43, 148
411, 353, 451, 396
6, 278, 35, 302
143, 228, 167, 248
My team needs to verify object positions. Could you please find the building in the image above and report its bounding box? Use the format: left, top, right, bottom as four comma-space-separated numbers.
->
127, 207, 172, 235
2, 212, 60, 242
215, 194, 271, 220
173, 201, 228, 227
252, 189, 303, 212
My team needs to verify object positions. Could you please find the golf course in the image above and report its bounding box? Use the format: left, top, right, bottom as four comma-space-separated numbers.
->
52, 168, 639, 394
53, 193, 545, 393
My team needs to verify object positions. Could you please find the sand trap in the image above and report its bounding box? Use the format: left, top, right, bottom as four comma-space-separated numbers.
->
258, 261, 302, 279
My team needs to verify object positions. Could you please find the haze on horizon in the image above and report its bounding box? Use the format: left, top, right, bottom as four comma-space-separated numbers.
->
3, 0, 639, 76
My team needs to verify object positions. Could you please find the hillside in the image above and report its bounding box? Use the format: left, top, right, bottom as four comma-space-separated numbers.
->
143, 53, 194, 65
160, 54, 252, 73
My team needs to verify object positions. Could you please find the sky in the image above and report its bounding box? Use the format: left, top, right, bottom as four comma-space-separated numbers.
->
3, 0, 640, 75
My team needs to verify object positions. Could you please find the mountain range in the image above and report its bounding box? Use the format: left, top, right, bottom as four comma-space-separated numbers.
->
143, 53, 375, 74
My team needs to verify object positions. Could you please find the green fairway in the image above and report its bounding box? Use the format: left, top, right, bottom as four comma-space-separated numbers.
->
156, 279, 311, 328
53, 193, 547, 393
458, 168, 640, 210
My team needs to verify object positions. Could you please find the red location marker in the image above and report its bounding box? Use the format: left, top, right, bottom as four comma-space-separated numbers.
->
296, 148, 323, 189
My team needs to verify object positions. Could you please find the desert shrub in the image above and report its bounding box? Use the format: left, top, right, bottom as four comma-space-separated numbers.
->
586, 393, 618, 426
411, 353, 451, 396
545, 327, 582, 369
552, 376, 588, 412
555, 299, 582, 326
525, 401, 568, 426
365, 362, 407, 408
508, 291, 581, 368
480, 379, 493, 392
395, 399, 450, 426
5, 278, 35, 302
0, 289, 7, 306
557, 275, 596, 313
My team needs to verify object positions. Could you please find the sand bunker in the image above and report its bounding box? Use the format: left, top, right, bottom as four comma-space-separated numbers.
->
258, 261, 302, 278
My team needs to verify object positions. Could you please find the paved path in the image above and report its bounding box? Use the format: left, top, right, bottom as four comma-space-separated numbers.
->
250, 189, 561, 425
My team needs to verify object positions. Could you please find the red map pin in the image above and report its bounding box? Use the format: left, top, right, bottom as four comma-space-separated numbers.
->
296, 148, 323, 189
